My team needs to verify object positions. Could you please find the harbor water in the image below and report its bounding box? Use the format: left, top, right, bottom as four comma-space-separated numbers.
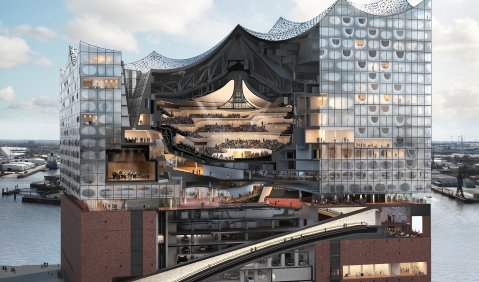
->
0, 172, 478, 281
0, 171, 60, 265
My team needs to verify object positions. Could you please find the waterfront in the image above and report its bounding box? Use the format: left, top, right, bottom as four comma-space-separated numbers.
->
0, 171, 60, 265
431, 192, 479, 282
0, 172, 478, 281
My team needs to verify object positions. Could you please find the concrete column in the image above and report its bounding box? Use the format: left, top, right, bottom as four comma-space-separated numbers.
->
280, 254, 285, 267
240, 270, 245, 282
294, 250, 299, 266
267, 257, 272, 267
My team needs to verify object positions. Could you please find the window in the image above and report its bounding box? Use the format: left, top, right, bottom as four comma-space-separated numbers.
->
81, 78, 120, 89
355, 39, 365, 47
82, 114, 97, 125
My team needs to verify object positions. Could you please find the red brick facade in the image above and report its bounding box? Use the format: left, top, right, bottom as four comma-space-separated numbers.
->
142, 211, 157, 275
314, 215, 431, 282
61, 195, 158, 282
315, 241, 331, 281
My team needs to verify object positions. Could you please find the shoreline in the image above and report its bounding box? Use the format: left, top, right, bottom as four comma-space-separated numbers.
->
0, 264, 62, 281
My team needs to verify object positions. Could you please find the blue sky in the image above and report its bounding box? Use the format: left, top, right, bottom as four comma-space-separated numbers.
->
0, 0, 478, 141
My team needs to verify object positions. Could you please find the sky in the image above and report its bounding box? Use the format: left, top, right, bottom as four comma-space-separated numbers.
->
0, 0, 478, 141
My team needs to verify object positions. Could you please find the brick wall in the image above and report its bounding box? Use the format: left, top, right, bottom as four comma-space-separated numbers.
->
61, 195, 82, 282
142, 211, 157, 275
80, 208, 132, 282
340, 237, 431, 281
61, 195, 158, 282
315, 241, 330, 281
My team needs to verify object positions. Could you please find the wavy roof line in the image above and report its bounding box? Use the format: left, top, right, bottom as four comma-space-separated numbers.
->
347, 0, 413, 16
124, 3, 334, 72
124, 0, 419, 72
267, 17, 302, 34
241, 4, 334, 42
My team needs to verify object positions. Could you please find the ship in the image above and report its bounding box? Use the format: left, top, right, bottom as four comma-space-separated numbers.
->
45, 153, 58, 169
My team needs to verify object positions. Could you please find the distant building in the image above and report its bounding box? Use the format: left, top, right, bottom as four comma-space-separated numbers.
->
23, 158, 46, 165
0, 147, 28, 163
60, 0, 432, 281
2, 162, 35, 172
0, 147, 12, 163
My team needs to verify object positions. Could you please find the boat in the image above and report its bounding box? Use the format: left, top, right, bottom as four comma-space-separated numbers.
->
45, 153, 58, 169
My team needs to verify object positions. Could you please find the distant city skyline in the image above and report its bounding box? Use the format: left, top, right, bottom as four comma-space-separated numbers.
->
0, 0, 478, 141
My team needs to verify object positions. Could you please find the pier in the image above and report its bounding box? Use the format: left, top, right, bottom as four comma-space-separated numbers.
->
1, 187, 21, 196
16, 165, 48, 178
22, 195, 61, 205
0, 264, 62, 281
431, 185, 479, 203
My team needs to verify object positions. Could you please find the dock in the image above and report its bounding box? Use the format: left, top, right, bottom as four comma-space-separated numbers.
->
1, 188, 21, 196
16, 165, 47, 178
22, 195, 61, 205
431, 185, 479, 203
0, 264, 62, 281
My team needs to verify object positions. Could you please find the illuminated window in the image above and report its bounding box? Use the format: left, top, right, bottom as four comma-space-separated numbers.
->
81, 78, 120, 89
310, 93, 328, 109
82, 114, 97, 125
357, 94, 366, 102
138, 114, 150, 126
355, 39, 365, 47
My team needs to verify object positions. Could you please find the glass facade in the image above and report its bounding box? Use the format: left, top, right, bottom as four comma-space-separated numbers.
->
60, 0, 431, 204
60, 42, 180, 204
308, 0, 432, 195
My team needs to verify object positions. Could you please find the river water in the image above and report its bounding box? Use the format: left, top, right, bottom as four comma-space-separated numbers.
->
0, 171, 60, 265
0, 172, 477, 281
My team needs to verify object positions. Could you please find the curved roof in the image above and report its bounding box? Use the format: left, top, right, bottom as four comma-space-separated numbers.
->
347, 0, 413, 16
124, 0, 420, 72
124, 3, 334, 72
267, 17, 302, 33
241, 4, 333, 41
124, 31, 231, 72
125, 50, 215, 72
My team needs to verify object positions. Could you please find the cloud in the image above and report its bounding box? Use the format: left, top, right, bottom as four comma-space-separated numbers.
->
0, 86, 16, 102
433, 17, 479, 64
13, 24, 57, 41
65, 15, 138, 51
288, 0, 335, 21
0, 35, 31, 69
64, 0, 214, 52
9, 95, 58, 113
34, 58, 53, 67
433, 76, 479, 132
